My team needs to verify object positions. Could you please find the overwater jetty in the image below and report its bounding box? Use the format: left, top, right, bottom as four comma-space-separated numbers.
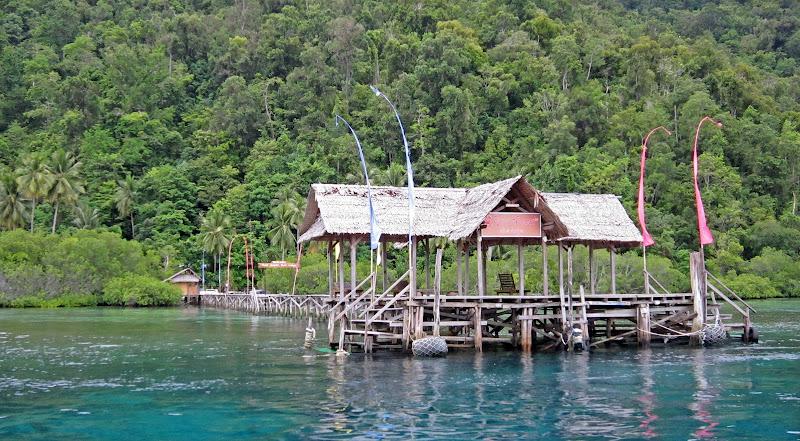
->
200, 176, 756, 353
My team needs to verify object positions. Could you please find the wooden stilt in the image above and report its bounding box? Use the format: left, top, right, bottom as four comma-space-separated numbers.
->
518, 242, 525, 296
410, 237, 418, 299
434, 248, 443, 337
465, 244, 471, 295
477, 233, 485, 298
382, 243, 388, 292
456, 240, 463, 295
689, 251, 706, 346
474, 305, 482, 351
350, 239, 358, 296
610, 246, 617, 294
588, 245, 596, 295
542, 235, 549, 296
327, 241, 334, 297
637, 303, 651, 347
558, 244, 567, 333
338, 240, 345, 298
425, 238, 431, 290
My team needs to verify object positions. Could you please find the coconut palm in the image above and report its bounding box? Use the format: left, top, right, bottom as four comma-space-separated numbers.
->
268, 203, 298, 260
47, 150, 85, 233
15, 153, 52, 232
71, 200, 100, 229
0, 175, 28, 230
115, 175, 136, 238
199, 210, 232, 287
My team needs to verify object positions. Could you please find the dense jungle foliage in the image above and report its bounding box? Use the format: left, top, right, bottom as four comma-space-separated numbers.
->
0, 0, 799, 301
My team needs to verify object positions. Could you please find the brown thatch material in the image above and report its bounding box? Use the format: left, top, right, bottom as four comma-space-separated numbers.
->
298, 184, 466, 242
540, 193, 643, 247
164, 268, 200, 283
298, 177, 640, 247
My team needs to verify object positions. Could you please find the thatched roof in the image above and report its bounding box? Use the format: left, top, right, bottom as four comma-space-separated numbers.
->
298, 184, 466, 242
164, 268, 200, 284
540, 193, 643, 247
298, 177, 640, 247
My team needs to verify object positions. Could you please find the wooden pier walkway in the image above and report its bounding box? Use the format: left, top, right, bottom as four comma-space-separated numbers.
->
198, 292, 330, 318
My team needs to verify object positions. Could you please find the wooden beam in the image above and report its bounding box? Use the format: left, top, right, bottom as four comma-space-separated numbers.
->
424, 238, 431, 289
558, 244, 567, 332
689, 251, 705, 346
474, 306, 482, 351
338, 240, 345, 298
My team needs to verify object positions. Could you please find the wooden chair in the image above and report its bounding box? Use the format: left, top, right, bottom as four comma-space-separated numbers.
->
497, 273, 516, 294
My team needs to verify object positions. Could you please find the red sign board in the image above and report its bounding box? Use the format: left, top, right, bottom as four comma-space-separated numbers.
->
258, 261, 300, 269
481, 212, 541, 238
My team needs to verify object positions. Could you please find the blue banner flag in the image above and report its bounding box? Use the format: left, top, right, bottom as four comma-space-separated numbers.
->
335, 115, 381, 250
370, 86, 415, 245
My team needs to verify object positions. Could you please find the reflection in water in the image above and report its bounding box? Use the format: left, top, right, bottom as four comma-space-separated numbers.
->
2, 304, 799, 440
637, 349, 658, 438
690, 350, 719, 438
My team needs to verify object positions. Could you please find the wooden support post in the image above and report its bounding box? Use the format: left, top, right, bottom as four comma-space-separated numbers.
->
381, 243, 388, 292
588, 245, 595, 295
610, 246, 617, 295
409, 237, 418, 299
465, 244, 471, 295
327, 241, 334, 297
689, 251, 706, 346
557, 244, 567, 334
474, 306, 483, 351
579, 284, 589, 343
456, 240, 463, 295
477, 233, 485, 298
425, 238, 431, 290
434, 248, 443, 337
636, 304, 651, 347
337, 240, 345, 299
567, 246, 574, 300
542, 235, 548, 296
350, 239, 358, 297
518, 242, 525, 296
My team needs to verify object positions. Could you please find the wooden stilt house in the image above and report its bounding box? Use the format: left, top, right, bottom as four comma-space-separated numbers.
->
296, 176, 753, 353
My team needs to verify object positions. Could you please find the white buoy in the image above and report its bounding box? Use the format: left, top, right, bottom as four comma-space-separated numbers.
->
412, 336, 448, 357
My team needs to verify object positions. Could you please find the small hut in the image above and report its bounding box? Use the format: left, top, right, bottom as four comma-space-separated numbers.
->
164, 268, 201, 297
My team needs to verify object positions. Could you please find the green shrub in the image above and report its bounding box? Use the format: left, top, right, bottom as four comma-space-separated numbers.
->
102, 274, 182, 306
723, 273, 781, 299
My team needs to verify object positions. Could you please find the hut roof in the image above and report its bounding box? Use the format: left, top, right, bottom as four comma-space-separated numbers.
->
298, 183, 466, 242
164, 268, 201, 284
298, 177, 639, 247
540, 193, 643, 247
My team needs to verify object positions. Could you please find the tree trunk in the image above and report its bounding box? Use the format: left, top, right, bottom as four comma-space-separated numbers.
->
29, 199, 36, 232
51, 201, 59, 234
130, 212, 135, 238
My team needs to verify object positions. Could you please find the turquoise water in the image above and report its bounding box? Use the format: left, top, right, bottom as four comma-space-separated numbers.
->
1, 301, 799, 440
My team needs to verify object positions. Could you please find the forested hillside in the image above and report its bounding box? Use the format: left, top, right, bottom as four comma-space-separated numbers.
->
0, 0, 798, 298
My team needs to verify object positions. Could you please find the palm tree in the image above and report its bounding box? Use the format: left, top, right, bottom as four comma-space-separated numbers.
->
47, 150, 85, 233
71, 200, 100, 229
199, 210, 232, 287
115, 175, 136, 238
0, 175, 28, 230
268, 203, 298, 259
15, 153, 52, 232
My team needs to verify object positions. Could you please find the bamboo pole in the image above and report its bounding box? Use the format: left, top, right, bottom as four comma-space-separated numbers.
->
434, 247, 443, 336
610, 246, 617, 294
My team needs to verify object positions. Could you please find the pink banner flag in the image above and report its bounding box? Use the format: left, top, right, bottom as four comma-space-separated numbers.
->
692, 116, 722, 246
637, 126, 671, 247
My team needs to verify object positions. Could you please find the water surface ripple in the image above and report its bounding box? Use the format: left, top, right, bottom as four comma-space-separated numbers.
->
1, 301, 799, 440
